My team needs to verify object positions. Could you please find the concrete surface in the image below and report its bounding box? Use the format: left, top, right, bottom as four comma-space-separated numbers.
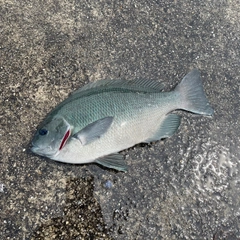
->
0, 0, 240, 239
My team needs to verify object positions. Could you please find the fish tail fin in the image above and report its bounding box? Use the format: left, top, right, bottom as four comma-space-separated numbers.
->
175, 69, 214, 115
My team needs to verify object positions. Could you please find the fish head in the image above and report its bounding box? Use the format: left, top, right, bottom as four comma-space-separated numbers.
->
31, 116, 71, 158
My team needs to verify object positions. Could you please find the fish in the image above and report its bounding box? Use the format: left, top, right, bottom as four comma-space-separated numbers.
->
31, 69, 213, 171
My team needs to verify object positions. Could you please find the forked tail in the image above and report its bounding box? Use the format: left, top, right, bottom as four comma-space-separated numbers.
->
175, 69, 214, 115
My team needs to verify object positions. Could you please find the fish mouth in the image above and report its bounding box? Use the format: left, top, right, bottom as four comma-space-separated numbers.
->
31, 145, 43, 155
31, 144, 45, 155
31, 142, 38, 153
31, 143, 57, 157
31, 145, 59, 159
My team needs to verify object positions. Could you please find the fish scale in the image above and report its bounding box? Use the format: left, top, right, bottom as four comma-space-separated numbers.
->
62, 91, 159, 132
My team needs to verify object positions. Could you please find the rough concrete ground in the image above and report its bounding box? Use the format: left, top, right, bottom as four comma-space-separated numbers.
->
0, 0, 240, 239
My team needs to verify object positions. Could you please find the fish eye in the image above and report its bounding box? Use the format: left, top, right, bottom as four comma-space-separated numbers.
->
39, 128, 48, 136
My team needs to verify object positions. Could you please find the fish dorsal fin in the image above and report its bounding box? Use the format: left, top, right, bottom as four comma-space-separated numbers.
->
71, 78, 164, 96
73, 117, 113, 145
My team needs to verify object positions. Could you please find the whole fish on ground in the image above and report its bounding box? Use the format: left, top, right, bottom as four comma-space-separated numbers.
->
31, 69, 213, 171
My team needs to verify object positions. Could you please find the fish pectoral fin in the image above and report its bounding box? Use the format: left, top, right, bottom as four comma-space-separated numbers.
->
95, 153, 127, 172
144, 114, 181, 143
73, 117, 114, 145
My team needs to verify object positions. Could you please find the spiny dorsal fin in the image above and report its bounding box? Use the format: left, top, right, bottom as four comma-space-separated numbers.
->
71, 78, 164, 96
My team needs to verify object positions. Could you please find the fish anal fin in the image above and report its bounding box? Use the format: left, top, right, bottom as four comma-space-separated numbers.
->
144, 114, 181, 143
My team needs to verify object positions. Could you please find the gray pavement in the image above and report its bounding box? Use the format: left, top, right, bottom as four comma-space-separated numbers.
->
0, 1, 239, 239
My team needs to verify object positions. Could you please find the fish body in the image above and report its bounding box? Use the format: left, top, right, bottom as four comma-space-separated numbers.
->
31, 69, 213, 171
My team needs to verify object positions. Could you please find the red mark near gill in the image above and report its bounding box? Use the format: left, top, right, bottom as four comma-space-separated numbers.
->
59, 129, 71, 150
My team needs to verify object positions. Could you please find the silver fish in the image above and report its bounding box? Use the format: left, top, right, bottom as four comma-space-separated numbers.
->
31, 69, 213, 171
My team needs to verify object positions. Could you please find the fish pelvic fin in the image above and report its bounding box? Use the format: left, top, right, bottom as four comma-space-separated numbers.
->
95, 153, 127, 172
175, 69, 214, 116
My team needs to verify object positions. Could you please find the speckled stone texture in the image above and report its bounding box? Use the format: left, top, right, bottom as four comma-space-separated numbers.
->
0, 0, 240, 239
